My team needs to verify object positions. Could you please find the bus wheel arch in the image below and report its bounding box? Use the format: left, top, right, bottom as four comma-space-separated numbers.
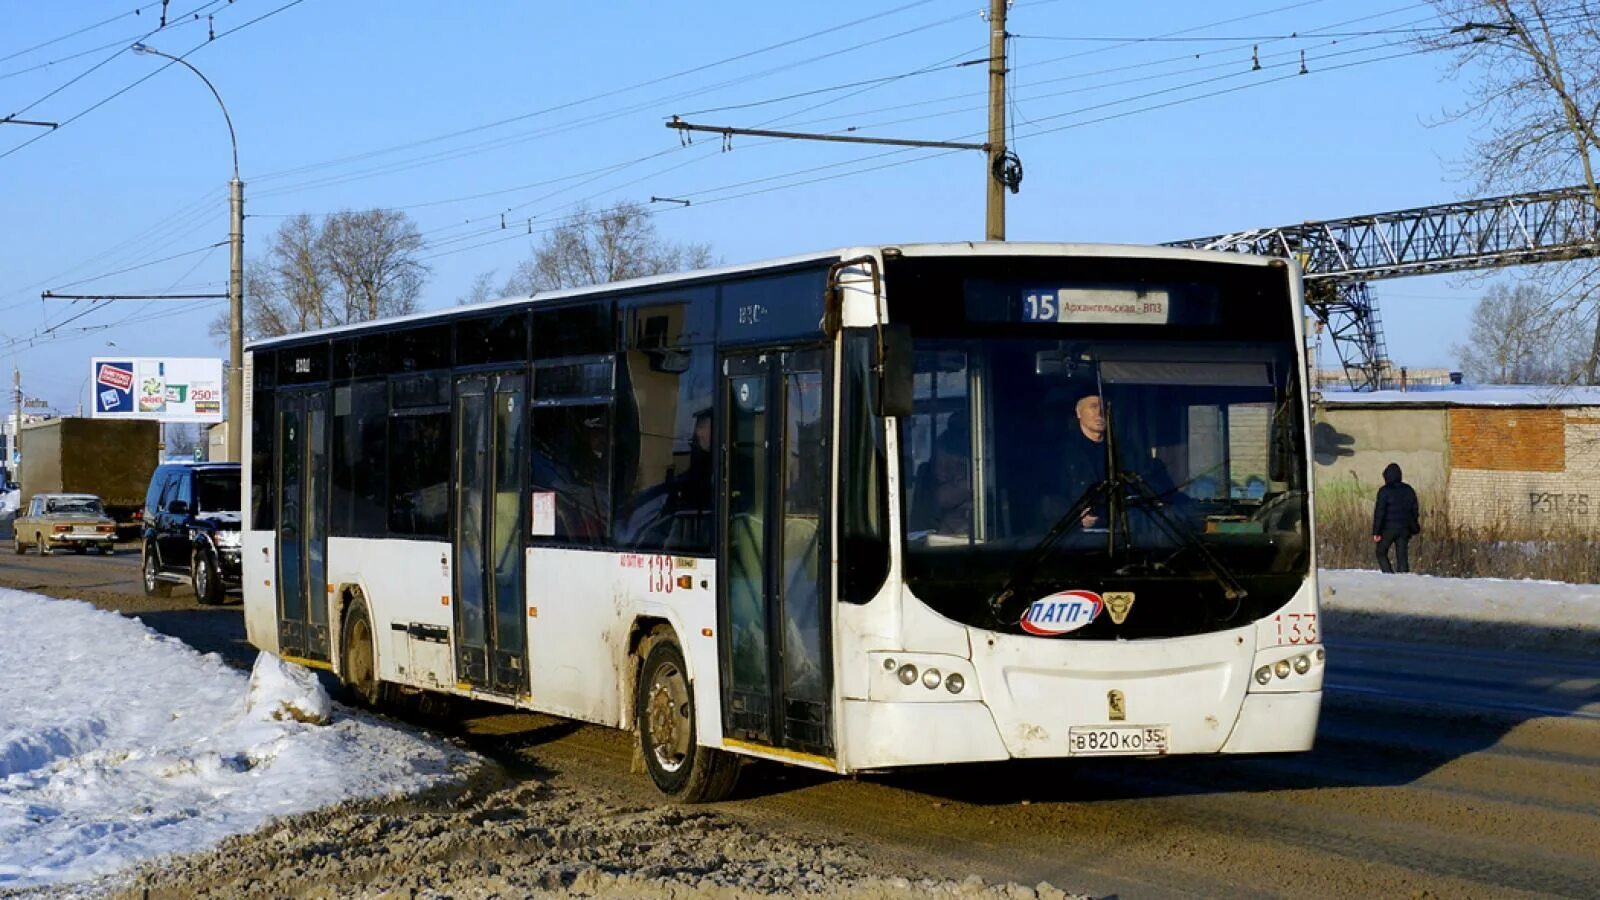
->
626, 618, 675, 718
632, 623, 740, 803
338, 586, 382, 707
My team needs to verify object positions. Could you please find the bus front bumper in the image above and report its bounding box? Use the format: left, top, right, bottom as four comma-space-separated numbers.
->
1218, 689, 1321, 753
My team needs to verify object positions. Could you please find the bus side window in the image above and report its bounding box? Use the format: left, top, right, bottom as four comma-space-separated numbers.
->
332, 380, 389, 536
251, 351, 277, 531
532, 356, 615, 545
613, 341, 713, 553
388, 373, 451, 538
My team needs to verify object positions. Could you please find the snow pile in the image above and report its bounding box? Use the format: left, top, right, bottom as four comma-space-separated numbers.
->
1320, 569, 1600, 651
244, 652, 333, 725
0, 588, 474, 890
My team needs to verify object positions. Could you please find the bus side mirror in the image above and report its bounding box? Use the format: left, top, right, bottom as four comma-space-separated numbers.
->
876, 324, 914, 418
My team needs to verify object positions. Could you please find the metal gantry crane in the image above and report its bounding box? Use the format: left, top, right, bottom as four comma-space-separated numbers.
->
1166, 184, 1600, 390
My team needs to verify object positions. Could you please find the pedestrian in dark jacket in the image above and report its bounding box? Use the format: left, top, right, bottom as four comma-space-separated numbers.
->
1372, 462, 1421, 573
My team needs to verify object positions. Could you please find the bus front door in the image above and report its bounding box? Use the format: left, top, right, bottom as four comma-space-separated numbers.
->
452, 373, 529, 696
277, 389, 330, 663
719, 349, 833, 760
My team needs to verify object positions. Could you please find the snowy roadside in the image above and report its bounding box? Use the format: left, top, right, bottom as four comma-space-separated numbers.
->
0, 589, 1086, 899
17, 566, 1592, 896
0, 588, 475, 891
1319, 569, 1600, 654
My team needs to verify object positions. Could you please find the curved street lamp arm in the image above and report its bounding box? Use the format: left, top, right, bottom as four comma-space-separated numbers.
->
131, 43, 238, 177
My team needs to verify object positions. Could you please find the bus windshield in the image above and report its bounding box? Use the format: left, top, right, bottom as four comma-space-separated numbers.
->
886, 256, 1309, 640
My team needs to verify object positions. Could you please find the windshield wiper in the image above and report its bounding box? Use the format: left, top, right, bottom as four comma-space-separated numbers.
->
987, 471, 1248, 627
988, 476, 1116, 624
1117, 471, 1248, 603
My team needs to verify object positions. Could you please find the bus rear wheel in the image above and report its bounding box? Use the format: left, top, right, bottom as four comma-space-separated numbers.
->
340, 598, 382, 708
635, 635, 739, 803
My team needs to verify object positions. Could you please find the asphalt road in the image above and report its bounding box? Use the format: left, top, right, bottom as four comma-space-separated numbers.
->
4, 543, 1597, 898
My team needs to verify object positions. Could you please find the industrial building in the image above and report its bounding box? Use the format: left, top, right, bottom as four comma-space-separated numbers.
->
1315, 386, 1600, 533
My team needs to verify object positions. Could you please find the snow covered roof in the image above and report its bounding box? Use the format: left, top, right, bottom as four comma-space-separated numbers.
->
1319, 385, 1600, 408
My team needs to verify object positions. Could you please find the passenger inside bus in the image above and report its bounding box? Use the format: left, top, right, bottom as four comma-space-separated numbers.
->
908, 422, 973, 540
614, 408, 714, 550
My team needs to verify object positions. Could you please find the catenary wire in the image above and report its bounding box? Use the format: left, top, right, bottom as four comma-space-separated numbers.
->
0, 2, 165, 65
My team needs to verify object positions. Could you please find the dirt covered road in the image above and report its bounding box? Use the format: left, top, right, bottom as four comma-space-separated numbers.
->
5, 544, 1598, 898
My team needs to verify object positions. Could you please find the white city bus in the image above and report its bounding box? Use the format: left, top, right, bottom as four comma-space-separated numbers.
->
242, 243, 1322, 801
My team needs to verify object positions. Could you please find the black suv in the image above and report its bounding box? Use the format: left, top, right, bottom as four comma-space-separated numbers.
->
141, 462, 243, 604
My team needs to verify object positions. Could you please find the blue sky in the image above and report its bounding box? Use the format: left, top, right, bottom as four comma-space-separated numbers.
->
2, 0, 1501, 412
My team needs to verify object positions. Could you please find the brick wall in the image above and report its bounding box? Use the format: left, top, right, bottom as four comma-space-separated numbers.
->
1448, 408, 1564, 471
1447, 407, 1600, 533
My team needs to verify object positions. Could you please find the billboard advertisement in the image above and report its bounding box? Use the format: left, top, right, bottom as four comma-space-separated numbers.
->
91, 357, 223, 424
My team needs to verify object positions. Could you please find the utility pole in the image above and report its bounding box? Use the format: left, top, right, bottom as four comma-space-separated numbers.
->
229, 175, 243, 463
985, 0, 1008, 241
12, 367, 21, 476
132, 42, 244, 463
667, 4, 1018, 241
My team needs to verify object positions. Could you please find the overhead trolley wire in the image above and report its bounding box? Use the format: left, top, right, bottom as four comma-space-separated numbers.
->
442, 30, 1469, 259
0, 187, 224, 312
5, 0, 230, 120
746, 4, 1448, 138
248, 0, 955, 185
0, 2, 165, 65
787, 28, 1411, 137
250, 6, 977, 200
46, 241, 227, 293
0, 0, 310, 162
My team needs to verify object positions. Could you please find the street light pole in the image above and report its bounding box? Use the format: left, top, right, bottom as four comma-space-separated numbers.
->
132, 43, 243, 463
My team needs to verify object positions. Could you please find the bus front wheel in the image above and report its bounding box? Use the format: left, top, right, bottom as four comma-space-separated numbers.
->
340, 598, 382, 708
635, 635, 739, 803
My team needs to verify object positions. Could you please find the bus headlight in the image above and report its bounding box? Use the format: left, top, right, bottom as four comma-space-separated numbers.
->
921, 668, 941, 690
1293, 654, 1311, 675
945, 673, 965, 694
897, 664, 918, 685
1273, 660, 1292, 679
1255, 666, 1272, 685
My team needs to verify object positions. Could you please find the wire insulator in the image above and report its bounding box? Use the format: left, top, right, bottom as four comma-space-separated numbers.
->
993, 150, 1023, 194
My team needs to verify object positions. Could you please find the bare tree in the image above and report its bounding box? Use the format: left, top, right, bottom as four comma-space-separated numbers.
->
319, 209, 427, 322
211, 209, 429, 341
1453, 282, 1589, 382
501, 201, 713, 295
456, 269, 499, 306
1424, 1, 1600, 378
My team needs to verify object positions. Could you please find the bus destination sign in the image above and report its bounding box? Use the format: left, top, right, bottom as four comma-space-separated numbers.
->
1021, 287, 1171, 325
